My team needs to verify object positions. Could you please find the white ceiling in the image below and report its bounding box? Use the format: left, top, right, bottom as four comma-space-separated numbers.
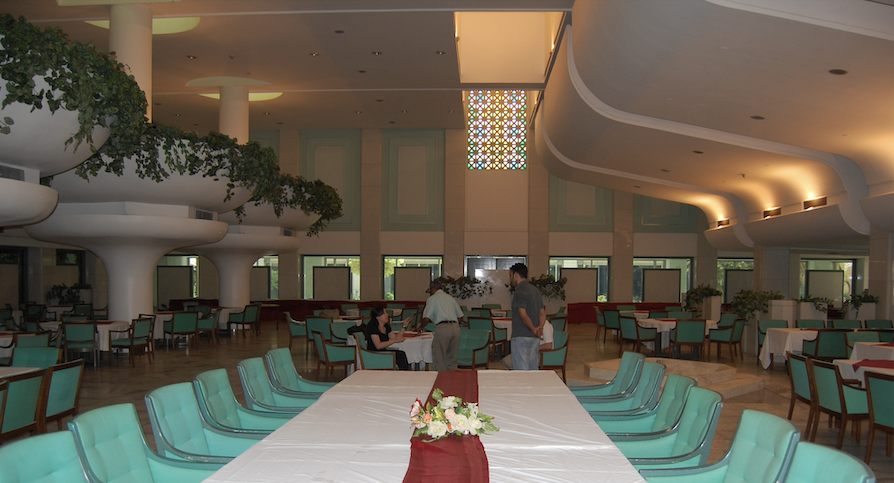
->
4, 0, 892, 253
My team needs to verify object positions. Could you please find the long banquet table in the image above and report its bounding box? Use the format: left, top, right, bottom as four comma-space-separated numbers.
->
204, 370, 646, 483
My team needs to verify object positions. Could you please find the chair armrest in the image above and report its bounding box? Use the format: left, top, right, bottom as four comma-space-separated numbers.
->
614, 433, 677, 457
639, 455, 730, 482
145, 449, 223, 483
569, 383, 616, 397
842, 379, 861, 387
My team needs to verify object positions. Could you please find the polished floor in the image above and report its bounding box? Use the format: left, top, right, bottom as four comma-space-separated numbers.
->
34, 322, 894, 480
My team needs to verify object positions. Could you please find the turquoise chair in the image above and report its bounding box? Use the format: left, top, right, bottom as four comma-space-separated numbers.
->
306, 317, 333, 342
717, 313, 737, 327
0, 430, 88, 483
196, 310, 220, 346
0, 369, 48, 443
60, 314, 89, 322
45, 359, 85, 431
603, 309, 621, 343
640, 410, 800, 483
236, 357, 316, 413
784, 442, 875, 483
193, 369, 292, 435
163, 312, 198, 350
15, 332, 51, 347
11, 347, 61, 369
0, 309, 13, 330
758, 319, 788, 364
68, 403, 223, 482
457, 329, 490, 369
865, 319, 892, 329
476, 308, 493, 318
579, 361, 666, 416
594, 374, 695, 437
358, 308, 372, 317
311, 330, 355, 381
463, 309, 480, 319
802, 329, 849, 361
227, 303, 261, 338
110, 317, 154, 366
358, 347, 397, 370
145, 383, 264, 463
340, 303, 358, 314
649, 311, 668, 319
846, 331, 880, 358
62, 321, 98, 367
482, 303, 501, 310
550, 314, 567, 332
570, 351, 645, 397
618, 305, 636, 312
666, 311, 692, 320
663, 306, 680, 312
619, 316, 658, 357
284, 312, 305, 351
670, 320, 706, 361
796, 319, 825, 329
352, 333, 368, 350
263, 348, 335, 396
540, 330, 568, 382
786, 353, 816, 440
402, 308, 418, 330
831, 319, 862, 330
469, 317, 500, 359
330, 321, 355, 343
613, 386, 723, 470
594, 307, 605, 342
618, 316, 640, 357
707, 318, 745, 361
864, 371, 893, 464
806, 358, 868, 449
557, 306, 566, 314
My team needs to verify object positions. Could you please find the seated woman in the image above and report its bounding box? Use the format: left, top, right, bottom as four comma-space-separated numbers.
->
366, 307, 411, 370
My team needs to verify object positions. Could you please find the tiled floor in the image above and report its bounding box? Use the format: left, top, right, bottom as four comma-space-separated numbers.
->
32, 322, 894, 480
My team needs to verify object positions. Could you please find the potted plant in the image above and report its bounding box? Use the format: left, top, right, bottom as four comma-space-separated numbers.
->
730, 289, 784, 326
842, 292, 879, 320
794, 294, 831, 321
684, 283, 722, 319
45, 282, 92, 305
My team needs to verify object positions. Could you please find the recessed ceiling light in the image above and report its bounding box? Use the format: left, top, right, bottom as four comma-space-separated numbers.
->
309, 52, 320, 57
389, 121, 395, 124
751, 115, 765, 120
763, 207, 781, 218
449, 110, 454, 113
264, 112, 270, 115
193, 123, 198, 126
717, 219, 730, 227
355, 110, 362, 114
376, 99, 384, 102
828, 69, 848, 75
436, 51, 446, 55
186, 55, 197, 60
335, 30, 344, 34
372, 51, 382, 55
401, 110, 408, 114
175, 113, 181, 117
693, 150, 703, 154
661, 169, 670, 173
277, 122, 283, 125
633, 185, 641, 189
358, 70, 366, 74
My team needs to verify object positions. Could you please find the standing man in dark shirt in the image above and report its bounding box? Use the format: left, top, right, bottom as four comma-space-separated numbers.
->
509, 263, 546, 370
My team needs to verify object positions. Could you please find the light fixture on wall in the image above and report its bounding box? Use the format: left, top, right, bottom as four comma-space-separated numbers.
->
717, 219, 730, 228
803, 197, 827, 210
762, 207, 781, 219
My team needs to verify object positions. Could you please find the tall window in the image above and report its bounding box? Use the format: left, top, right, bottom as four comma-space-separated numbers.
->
465, 256, 527, 277
633, 258, 692, 303
467, 90, 527, 170
549, 257, 610, 302
383, 257, 443, 300
303, 256, 361, 300
253, 256, 279, 299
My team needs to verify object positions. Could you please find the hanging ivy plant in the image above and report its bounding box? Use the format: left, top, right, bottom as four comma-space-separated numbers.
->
528, 274, 567, 301
437, 275, 493, 300
0, 14, 147, 160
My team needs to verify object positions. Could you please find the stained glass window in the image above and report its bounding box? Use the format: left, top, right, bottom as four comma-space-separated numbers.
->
467, 90, 527, 170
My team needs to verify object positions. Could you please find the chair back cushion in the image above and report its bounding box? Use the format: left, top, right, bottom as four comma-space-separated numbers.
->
11, 347, 60, 369
797, 319, 825, 329
866, 372, 894, 430
63, 322, 95, 343
238, 358, 278, 407
1, 369, 47, 435
808, 359, 842, 413
603, 310, 620, 328
132, 318, 153, 340
265, 348, 301, 391
619, 316, 638, 339
831, 319, 862, 330
725, 410, 799, 483
674, 320, 706, 343
145, 383, 211, 456
649, 375, 695, 432
816, 330, 849, 359
306, 318, 332, 341
0, 431, 88, 483
330, 321, 355, 341
612, 351, 645, 395
359, 348, 396, 370
784, 442, 875, 483
194, 369, 243, 429
787, 353, 812, 401
468, 317, 492, 332
68, 403, 154, 483
15, 333, 50, 347
172, 312, 199, 332
45, 359, 85, 419
670, 387, 722, 458
865, 319, 892, 330
553, 330, 569, 349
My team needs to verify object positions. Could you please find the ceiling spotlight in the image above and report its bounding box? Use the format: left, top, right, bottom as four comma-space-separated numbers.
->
633, 185, 641, 189
355, 110, 362, 114
264, 112, 270, 115
277, 122, 283, 125
389, 121, 395, 124
436, 51, 446, 55
762, 207, 781, 219
376, 99, 384, 102
401, 110, 408, 114
751, 115, 765, 120
372, 51, 382, 55
309, 52, 320, 57
186, 55, 197, 60
828, 69, 848, 75
175, 113, 181, 117
335, 30, 344, 34
358, 70, 366, 74
693, 150, 704, 154
803, 197, 827, 210
717, 219, 730, 228
661, 169, 670, 173
448, 110, 454, 113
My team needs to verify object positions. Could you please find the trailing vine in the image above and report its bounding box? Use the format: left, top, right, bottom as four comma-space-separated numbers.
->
528, 274, 567, 301
683, 283, 722, 316
794, 294, 832, 313
437, 275, 493, 300
0, 14, 147, 161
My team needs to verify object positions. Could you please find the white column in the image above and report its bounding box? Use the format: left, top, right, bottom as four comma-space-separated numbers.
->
203, 251, 260, 308
219, 85, 249, 144
109, 4, 153, 121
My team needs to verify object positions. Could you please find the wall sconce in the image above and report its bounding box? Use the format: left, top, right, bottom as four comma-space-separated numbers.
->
763, 207, 781, 219
717, 219, 730, 228
803, 197, 827, 210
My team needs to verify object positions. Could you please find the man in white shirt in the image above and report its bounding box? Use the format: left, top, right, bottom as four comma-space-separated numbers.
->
422, 279, 464, 372
502, 320, 553, 370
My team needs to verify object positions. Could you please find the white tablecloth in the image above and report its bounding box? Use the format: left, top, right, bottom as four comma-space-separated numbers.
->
494, 317, 512, 339
833, 359, 894, 385
637, 318, 718, 349
0, 366, 40, 379
347, 332, 433, 366
41, 320, 131, 352
851, 342, 894, 361
45, 305, 74, 321
759, 328, 819, 369
204, 371, 645, 483
0, 334, 13, 359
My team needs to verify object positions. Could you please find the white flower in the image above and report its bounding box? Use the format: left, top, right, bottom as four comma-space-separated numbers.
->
439, 396, 459, 410
470, 417, 484, 431
450, 414, 471, 435
466, 403, 479, 418
410, 400, 422, 418
427, 420, 448, 438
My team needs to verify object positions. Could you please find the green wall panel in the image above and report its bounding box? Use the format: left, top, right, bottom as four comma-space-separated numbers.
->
549, 174, 613, 232
299, 130, 361, 231
634, 195, 697, 233
381, 130, 444, 231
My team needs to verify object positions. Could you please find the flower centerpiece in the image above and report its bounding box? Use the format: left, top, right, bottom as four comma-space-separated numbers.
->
409, 388, 499, 442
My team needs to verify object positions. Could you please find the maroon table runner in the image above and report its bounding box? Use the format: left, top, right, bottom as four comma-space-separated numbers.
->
852, 359, 894, 370
403, 371, 488, 483
879, 343, 894, 347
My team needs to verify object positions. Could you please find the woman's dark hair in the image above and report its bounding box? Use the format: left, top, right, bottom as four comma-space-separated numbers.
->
367, 306, 386, 331
370, 306, 386, 318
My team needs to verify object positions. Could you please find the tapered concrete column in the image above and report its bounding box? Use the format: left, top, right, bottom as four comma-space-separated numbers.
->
612, 191, 634, 302
110, 4, 152, 121
869, 227, 894, 319
753, 245, 793, 297
219, 85, 249, 144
